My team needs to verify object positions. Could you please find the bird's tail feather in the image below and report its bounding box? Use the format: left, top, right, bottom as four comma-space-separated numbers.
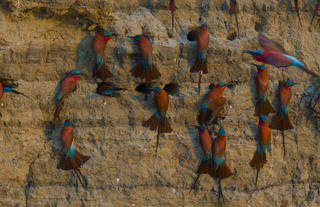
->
93, 63, 113, 81
59, 150, 90, 171
212, 162, 233, 180
270, 112, 293, 131
143, 114, 172, 133
255, 98, 274, 116
249, 151, 266, 171
191, 58, 208, 74
131, 63, 161, 81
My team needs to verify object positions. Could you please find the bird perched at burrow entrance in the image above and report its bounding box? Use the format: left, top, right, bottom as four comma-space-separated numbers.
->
197, 82, 230, 127
270, 80, 294, 157
309, 0, 320, 30
249, 114, 271, 186
229, 0, 240, 38
189, 24, 209, 93
96, 82, 126, 97
130, 35, 161, 83
169, 0, 176, 34
59, 120, 90, 188
191, 128, 232, 204
294, 0, 303, 27
53, 70, 86, 121
135, 82, 178, 152
243, 33, 319, 78
92, 30, 117, 81
195, 125, 213, 166
254, 64, 274, 116
0, 78, 30, 101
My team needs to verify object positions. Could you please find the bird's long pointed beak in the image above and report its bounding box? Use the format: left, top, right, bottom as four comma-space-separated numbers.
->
242, 50, 252, 54
79, 73, 87, 76
112, 33, 119, 36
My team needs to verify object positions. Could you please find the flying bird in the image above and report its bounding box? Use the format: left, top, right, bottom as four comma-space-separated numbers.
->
59, 120, 90, 187
254, 64, 274, 116
270, 80, 294, 157
249, 114, 271, 186
243, 33, 319, 78
92, 30, 117, 81
136, 82, 178, 152
190, 24, 209, 93
197, 82, 229, 126
53, 70, 86, 121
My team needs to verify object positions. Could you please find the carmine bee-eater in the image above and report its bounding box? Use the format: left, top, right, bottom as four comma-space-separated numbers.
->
0, 78, 30, 101
130, 35, 161, 83
136, 82, 178, 152
249, 114, 271, 186
54, 70, 86, 121
254, 64, 274, 116
197, 82, 228, 126
92, 30, 117, 81
243, 33, 319, 77
190, 24, 209, 93
169, 0, 176, 34
191, 128, 232, 204
309, 0, 320, 30
229, 0, 240, 38
96, 82, 126, 97
270, 80, 294, 157
294, 0, 303, 27
59, 120, 90, 187
195, 125, 213, 165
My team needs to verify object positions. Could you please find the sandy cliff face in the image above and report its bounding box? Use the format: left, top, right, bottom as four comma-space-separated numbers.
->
0, 0, 319, 206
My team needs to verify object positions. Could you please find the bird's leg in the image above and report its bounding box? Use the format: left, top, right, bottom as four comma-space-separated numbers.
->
190, 174, 200, 192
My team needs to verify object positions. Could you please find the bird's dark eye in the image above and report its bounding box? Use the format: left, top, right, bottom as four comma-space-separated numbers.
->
199, 17, 202, 22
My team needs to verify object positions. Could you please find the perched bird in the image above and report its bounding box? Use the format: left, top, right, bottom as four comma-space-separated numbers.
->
169, 0, 176, 34
243, 33, 319, 77
254, 64, 274, 116
96, 82, 126, 97
309, 0, 320, 30
92, 30, 117, 81
294, 0, 303, 27
130, 35, 161, 82
212, 128, 233, 203
0, 78, 30, 101
195, 125, 213, 166
54, 70, 86, 121
190, 24, 209, 93
197, 82, 228, 126
59, 120, 90, 187
229, 0, 240, 38
136, 82, 178, 152
249, 114, 271, 186
270, 80, 294, 157
191, 128, 232, 204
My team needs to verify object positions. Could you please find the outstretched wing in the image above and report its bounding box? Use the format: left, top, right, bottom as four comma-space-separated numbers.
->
258, 33, 286, 53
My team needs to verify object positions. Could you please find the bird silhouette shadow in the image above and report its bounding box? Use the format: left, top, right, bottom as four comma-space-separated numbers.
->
75, 35, 95, 77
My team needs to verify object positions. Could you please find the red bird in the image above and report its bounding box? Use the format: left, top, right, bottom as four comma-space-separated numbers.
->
249, 114, 271, 186
54, 70, 86, 121
197, 82, 228, 126
195, 126, 213, 165
0, 78, 30, 101
244, 33, 319, 78
270, 80, 294, 157
92, 30, 117, 81
59, 120, 90, 187
136, 83, 178, 152
190, 24, 209, 93
254, 64, 274, 115
229, 0, 240, 38
130, 35, 161, 82
309, 0, 320, 30
191, 128, 232, 204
